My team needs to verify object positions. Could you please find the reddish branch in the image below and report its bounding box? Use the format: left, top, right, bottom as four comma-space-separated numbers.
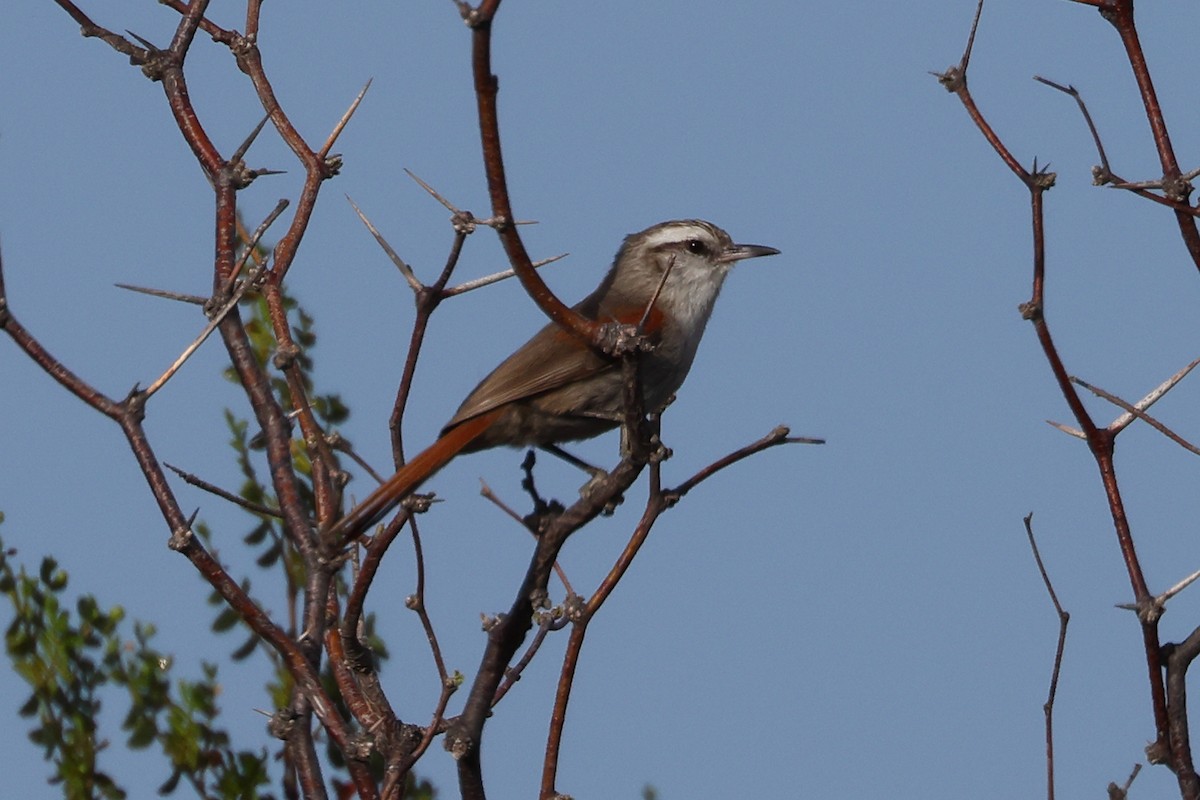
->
940, 1, 1200, 796
447, 451, 650, 799
30, 3, 807, 798
1098, 1, 1200, 271
464, 1, 615, 353
539, 425, 798, 798
1, 256, 370, 797
40, 1, 378, 795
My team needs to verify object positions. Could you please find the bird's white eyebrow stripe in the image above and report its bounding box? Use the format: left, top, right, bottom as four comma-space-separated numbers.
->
639, 223, 717, 249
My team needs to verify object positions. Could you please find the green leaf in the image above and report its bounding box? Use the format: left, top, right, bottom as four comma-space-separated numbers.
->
211, 607, 241, 633
230, 634, 259, 662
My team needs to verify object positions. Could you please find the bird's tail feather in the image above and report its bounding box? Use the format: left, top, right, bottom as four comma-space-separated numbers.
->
330, 409, 500, 541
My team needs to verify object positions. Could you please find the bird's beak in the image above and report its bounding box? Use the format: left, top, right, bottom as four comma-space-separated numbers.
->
719, 243, 781, 265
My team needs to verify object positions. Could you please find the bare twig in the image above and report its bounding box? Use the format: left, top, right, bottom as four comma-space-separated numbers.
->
1107, 763, 1142, 800
464, 3, 601, 356
939, 0, 1169, 763
1034, 77, 1111, 179
164, 462, 282, 518
491, 616, 559, 707
669, 425, 820, 500
52, 0, 151, 64
1036, 76, 1200, 216
1071, 375, 1200, 455
328, 434, 388, 485
1105, 0, 1200, 266
1024, 513, 1069, 800
480, 479, 574, 594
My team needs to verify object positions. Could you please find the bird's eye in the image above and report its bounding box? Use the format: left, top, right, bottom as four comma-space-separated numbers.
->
685, 239, 707, 255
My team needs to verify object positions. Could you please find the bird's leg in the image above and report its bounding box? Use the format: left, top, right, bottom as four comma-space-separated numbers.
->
540, 443, 607, 479
519, 450, 565, 530
539, 443, 623, 510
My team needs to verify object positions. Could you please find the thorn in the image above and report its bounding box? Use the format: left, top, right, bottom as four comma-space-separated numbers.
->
1071, 372, 1200, 455
1110, 356, 1200, 434
125, 29, 158, 51
638, 253, 675, 332
1045, 419, 1086, 439
114, 283, 207, 305
1161, 567, 1200, 605
345, 195, 421, 291
231, 113, 271, 163
1033, 75, 1074, 95
143, 263, 266, 399
443, 252, 568, 296
319, 78, 372, 159
1116, 593, 1168, 625
958, 0, 985, 74
404, 168, 461, 214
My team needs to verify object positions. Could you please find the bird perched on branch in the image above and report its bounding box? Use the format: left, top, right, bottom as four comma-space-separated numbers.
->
331, 219, 779, 539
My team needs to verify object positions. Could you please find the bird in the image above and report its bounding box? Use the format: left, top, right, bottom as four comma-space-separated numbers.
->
330, 219, 779, 539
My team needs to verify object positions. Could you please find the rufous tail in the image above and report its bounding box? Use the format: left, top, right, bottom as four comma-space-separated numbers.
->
330, 409, 500, 541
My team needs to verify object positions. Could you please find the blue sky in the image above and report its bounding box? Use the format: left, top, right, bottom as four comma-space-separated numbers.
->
5, 1, 1200, 797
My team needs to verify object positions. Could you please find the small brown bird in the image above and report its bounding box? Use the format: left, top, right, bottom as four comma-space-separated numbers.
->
332, 219, 779, 538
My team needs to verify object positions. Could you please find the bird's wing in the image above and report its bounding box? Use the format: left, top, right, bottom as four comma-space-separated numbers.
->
442, 292, 668, 431
442, 320, 613, 430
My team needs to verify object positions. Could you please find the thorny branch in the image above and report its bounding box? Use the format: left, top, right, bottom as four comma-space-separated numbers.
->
20, 3, 807, 798
41, 1, 378, 795
540, 425, 814, 799
940, 2, 1200, 797
463, 0, 648, 361
1023, 514, 1070, 800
